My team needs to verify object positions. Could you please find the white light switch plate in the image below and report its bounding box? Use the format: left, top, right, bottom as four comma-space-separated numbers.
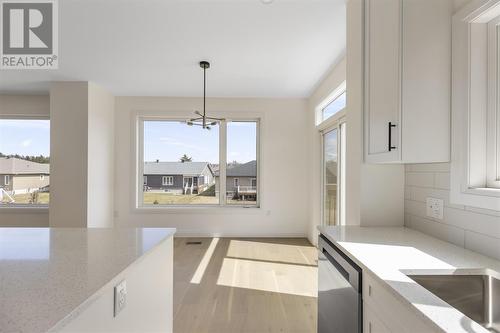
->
426, 197, 444, 220
114, 280, 127, 317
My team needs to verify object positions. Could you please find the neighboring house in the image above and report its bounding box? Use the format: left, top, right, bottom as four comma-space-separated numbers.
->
215, 160, 257, 200
0, 157, 50, 194
143, 161, 215, 194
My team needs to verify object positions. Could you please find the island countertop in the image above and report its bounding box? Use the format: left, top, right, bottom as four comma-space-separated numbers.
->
0, 227, 176, 333
319, 226, 500, 333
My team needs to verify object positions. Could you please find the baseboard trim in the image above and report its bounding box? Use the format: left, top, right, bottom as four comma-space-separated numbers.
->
174, 231, 308, 238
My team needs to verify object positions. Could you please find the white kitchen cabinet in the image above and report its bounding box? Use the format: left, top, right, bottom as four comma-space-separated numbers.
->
364, 302, 391, 333
362, 271, 438, 333
364, 0, 452, 163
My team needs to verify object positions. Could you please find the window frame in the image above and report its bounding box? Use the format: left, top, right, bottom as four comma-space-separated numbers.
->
0, 115, 50, 210
487, 16, 500, 189
451, 0, 500, 211
320, 119, 346, 227
315, 81, 347, 126
162, 176, 173, 186
135, 115, 261, 210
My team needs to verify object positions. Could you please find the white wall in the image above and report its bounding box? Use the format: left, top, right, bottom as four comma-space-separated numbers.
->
0, 95, 50, 227
50, 82, 115, 228
405, 163, 500, 260
114, 97, 309, 237
453, 0, 473, 11
50, 82, 90, 227
87, 83, 115, 228
307, 58, 346, 244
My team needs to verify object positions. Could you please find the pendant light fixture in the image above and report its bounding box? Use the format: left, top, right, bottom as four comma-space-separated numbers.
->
186, 61, 224, 130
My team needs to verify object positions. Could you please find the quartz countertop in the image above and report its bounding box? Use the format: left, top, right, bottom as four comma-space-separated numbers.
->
319, 226, 500, 333
0, 227, 176, 333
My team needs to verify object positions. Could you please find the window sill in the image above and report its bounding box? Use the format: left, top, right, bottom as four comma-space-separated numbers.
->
0, 205, 49, 213
132, 205, 262, 215
450, 185, 500, 211
464, 187, 500, 197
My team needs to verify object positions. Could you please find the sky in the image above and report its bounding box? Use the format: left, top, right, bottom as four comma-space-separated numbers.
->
144, 121, 257, 164
323, 91, 346, 121
0, 119, 256, 164
0, 119, 50, 156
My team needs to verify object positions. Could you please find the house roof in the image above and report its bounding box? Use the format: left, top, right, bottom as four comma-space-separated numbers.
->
144, 161, 212, 176
0, 157, 50, 175
216, 160, 257, 177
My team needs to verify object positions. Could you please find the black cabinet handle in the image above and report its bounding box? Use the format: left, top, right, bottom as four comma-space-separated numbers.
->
388, 122, 397, 151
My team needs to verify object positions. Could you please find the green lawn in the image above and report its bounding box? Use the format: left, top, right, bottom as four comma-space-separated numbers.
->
144, 193, 219, 205
143, 192, 257, 206
1, 191, 256, 206
1, 193, 50, 204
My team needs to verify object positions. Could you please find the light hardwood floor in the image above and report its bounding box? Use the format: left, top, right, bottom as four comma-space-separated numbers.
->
173, 237, 318, 333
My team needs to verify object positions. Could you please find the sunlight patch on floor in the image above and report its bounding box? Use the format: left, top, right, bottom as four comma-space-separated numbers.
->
226, 239, 317, 266
190, 237, 219, 284
216, 257, 318, 297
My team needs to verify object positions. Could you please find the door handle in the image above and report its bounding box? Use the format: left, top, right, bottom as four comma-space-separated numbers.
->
388, 122, 397, 151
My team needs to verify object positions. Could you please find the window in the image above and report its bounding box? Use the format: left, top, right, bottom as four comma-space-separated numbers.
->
322, 91, 346, 121
0, 118, 50, 207
139, 118, 260, 207
451, 0, 500, 211
323, 129, 338, 226
226, 121, 258, 206
322, 123, 346, 227
162, 176, 173, 186
143, 176, 147, 185
316, 81, 347, 124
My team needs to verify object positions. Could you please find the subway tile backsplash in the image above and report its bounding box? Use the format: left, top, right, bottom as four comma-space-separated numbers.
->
405, 163, 500, 261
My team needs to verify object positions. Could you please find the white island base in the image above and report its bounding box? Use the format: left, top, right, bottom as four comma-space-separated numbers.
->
0, 228, 175, 333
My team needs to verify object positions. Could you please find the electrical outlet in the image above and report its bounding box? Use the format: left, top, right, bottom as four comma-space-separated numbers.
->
114, 280, 127, 317
426, 197, 444, 220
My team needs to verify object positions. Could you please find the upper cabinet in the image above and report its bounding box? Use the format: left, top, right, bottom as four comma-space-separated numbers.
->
364, 0, 452, 164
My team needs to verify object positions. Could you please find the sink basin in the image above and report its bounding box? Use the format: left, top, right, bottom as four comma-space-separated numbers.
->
408, 274, 500, 332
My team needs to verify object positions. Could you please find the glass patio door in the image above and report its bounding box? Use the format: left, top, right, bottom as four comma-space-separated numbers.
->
322, 123, 345, 226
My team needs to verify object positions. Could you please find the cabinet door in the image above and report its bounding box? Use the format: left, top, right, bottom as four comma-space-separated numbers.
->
401, 0, 451, 163
364, 303, 391, 333
364, 0, 401, 163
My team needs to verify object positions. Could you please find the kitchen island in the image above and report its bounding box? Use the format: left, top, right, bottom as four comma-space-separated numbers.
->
0, 227, 175, 333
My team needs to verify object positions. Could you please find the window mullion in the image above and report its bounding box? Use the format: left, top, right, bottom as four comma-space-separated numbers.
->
219, 121, 227, 206
138, 117, 145, 207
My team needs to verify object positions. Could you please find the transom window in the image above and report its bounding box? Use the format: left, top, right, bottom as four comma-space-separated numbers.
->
138, 118, 259, 207
316, 81, 347, 124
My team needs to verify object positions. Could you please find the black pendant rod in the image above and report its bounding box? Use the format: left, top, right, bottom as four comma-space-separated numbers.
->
203, 64, 206, 127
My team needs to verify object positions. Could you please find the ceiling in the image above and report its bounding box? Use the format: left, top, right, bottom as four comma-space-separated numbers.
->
0, 0, 346, 98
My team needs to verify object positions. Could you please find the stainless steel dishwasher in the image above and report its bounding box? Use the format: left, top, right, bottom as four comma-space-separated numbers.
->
318, 234, 362, 333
